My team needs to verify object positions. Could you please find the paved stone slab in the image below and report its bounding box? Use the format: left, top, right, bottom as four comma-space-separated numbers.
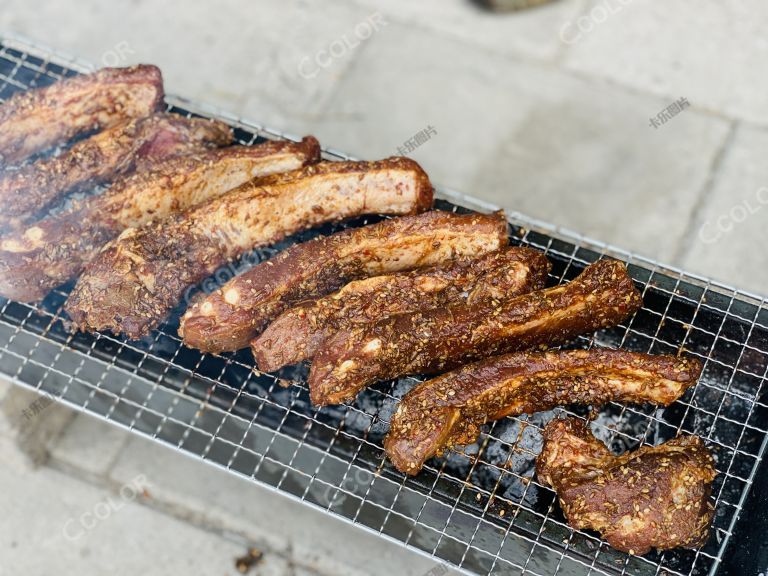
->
562, 0, 768, 125
109, 434, 452, 576
109, 435, 291, 557
349, 0, 587, 62
470, 82, 730, 264
304, 25, 562, 191
0, 464, 280, 576
50, 412, 130, 481
0, 0, 373, 136
0, 381, 74, 470
2, 0, 757, 282
681, 124, 768, 297
307, 23, 729, 263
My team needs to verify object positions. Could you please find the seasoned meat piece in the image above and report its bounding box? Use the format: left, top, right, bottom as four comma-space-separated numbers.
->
0, 113, 232, 230
0, 65, 164, 166
180, 210, 508, 353
309, 259, 643, 406
536, 417, 716, 555
65, 157, 433, 339
252, 246, 550, 371
0, 137, 320, 302
385, 349, 702, 474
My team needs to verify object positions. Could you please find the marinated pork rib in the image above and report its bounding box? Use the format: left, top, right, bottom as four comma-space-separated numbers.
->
180, 210, 509, 353
0, 65, 164, 166
309, 259, 643, 406
0, 113, 233, 230
252, 246, 550, 371
0, 137, 321, 302
536, 418, 716, 555
385, 349, 702, 475
65, 158, 434, 339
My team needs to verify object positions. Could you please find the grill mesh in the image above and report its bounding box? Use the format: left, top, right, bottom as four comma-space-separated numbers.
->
1, 35, 767, 576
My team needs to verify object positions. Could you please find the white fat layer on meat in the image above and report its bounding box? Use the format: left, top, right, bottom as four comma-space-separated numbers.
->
191, 168, 423, 255
112, 152, 304, 227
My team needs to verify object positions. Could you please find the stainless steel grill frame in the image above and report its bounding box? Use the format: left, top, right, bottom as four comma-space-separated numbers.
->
1, 33, 767, 576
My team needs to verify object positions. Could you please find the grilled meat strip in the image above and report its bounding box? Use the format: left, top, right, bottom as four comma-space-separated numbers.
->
0, 113, 233, 230
180, 210, 509, 353
252, 246, 549, 371
65, 158, 434, 339
385, 349, 702, 475
0, 65, 164, 166
0, 137, 320, 302
536, 417, 716, 555
309, 259, 643, 406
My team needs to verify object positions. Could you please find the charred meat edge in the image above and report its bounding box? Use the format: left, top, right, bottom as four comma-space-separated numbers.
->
0, 137, 321, 302
309, 259, 643, 406
0, 65, 164, 165
536, 417, 716, 555
65, 157, 434, 339
252, 246, 550, 371
180, 209, 508, 353
385, 348, 702, 475
0, 112, 233, 230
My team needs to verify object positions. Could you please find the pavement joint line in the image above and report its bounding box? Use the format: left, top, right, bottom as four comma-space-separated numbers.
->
310, 6, 383, 122
3, 7, 762, 132
671, 120, 739, 266
101, 431, 132, 478
334, 0, 767, 131
54, 412, 134, 481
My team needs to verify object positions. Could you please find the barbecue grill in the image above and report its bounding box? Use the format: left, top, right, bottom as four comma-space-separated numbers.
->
1, 33, 766, 576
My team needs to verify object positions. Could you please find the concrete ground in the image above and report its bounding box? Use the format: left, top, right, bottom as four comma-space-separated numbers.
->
1, 0, 767, 574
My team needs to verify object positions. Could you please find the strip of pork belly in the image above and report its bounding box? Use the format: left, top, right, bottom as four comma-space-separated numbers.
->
252, 246, 549, 371
64, 157, 434, 339
180, 210, 508, 354
309, 259, 643, 406
0, 65, 164, 166
536, 418, 715, 554
0, 137, 321, 302
0, 112, 233, 230
384, 348, 702, 475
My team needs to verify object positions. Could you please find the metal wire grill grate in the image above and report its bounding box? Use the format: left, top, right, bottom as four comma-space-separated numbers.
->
1, 34, 767, 576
